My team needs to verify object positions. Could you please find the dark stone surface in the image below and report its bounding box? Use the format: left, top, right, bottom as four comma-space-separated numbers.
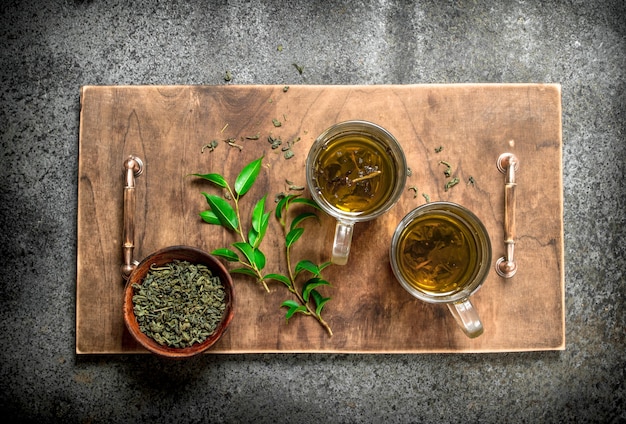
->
1, 0, 624, 422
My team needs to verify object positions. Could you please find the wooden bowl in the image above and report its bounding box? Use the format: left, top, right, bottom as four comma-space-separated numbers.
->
123, 246, 234, 358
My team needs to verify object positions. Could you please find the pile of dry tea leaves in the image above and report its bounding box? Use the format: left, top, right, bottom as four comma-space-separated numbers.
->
131, 260, 226, 348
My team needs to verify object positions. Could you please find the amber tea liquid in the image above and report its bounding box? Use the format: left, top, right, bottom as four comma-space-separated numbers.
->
395, 212, 480, 295
313, 135, 397, 213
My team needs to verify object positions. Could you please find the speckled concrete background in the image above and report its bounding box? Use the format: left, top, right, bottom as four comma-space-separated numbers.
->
1, 0, 624, 422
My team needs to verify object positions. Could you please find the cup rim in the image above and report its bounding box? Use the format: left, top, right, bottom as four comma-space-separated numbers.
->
306, 120, 407, 222
390, 201, 492, 303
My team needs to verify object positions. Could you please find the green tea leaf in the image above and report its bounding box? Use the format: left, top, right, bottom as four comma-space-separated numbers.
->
285, 227, 304, 248
275, 193, 297, 222
232, 242, 255, 266
253, 248, 266, 270
199, 210, 220, 225
295, 260, 320, 277
318, 261, 332, 272
248, 227, 260, 249
234, 157, 263, 197
211, 248, 239, 262
263, 273, 291, 288
202, 193, 238, 231
259, 211, 271, 239
247, 211, 270, 249
281, 300, 308, 321
251, 195, 267, 232
292, 197, 322, 210
310, 290, 331, 316
290, 212, 318, 232
230, 267, 258, 278
281, 300, 300, 309
191, 173, 228, 188
302, 278, 331, 302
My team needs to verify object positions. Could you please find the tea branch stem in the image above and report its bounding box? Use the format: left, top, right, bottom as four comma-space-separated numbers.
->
226, 186, 247, 244
194, 157, 332, 335
226, 185, 269, 291
280, 201, 333, 337
285, 245, 332, 337
246, 265, 270, 292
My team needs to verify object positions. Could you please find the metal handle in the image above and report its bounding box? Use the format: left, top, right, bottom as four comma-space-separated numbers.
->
121, 155, 144, 280
496, 153, 518, 278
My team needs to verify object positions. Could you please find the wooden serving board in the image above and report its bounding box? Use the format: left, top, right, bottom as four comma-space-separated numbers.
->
77, 84, 564, 353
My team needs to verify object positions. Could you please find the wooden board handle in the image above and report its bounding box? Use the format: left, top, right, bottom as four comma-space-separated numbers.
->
121, 155, 143, 280
496, 153, 519, 278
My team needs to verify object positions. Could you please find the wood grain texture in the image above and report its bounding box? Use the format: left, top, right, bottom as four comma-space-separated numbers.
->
77, 84, 564, 353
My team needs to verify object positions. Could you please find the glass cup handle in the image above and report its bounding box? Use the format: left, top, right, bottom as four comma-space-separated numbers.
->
331, 220, 354, 266
447, 298, 484, 338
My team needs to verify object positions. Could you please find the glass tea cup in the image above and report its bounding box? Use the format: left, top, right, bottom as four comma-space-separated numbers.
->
306, 120, 407, 265
390, 202, 492, 338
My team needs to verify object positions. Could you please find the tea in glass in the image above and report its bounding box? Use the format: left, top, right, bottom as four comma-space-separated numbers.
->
395, 211, 479, 295
306, 120, 407, 265
312, 135, 397, 214
390, 202, 491, 338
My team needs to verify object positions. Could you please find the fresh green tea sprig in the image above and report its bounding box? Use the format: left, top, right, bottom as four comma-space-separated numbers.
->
265, 193, 333, 336
191, 157, 271, 291
192, 157, 334, 336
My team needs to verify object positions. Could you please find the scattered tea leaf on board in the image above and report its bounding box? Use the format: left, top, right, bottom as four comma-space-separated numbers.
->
226, 138, 243, 151
444, 177, 460, 192
268, 135, 282, 149
201, 140, 219, 153
439, 160, 452, 177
